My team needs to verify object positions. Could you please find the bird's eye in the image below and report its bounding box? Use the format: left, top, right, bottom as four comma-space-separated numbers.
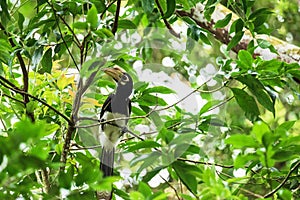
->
121, 75, 129, 82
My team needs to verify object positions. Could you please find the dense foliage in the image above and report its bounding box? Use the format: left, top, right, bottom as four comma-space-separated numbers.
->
0, 0, 299, 199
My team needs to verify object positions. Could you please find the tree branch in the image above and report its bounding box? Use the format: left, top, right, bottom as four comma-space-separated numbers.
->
264, 160, 300, 198
48, 1, 80, 71
112, 0, 121, 34
0, 22, 34, 121
176, 3, 300, 64
57, 15, 81, 48
0, 78, 71, 124
159, 174, 182, 200
155, 0, 180, 38
177, 157, 234, 169
100, 0, 117, 19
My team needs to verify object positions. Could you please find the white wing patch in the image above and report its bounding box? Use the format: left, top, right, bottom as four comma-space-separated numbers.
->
99, 112, 127, 150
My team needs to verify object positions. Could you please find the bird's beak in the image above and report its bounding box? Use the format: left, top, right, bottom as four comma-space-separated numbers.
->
102, 67, 124, 82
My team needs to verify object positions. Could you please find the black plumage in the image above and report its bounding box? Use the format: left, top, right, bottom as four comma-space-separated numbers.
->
99, 68, 133, 178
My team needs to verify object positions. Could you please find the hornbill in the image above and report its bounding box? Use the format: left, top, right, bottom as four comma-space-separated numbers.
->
99, 67, 133, 178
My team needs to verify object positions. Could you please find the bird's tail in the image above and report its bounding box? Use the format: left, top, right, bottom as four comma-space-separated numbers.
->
100, 147, 115, 177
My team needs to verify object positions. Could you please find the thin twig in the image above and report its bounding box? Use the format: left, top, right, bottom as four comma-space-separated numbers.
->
264, 160, 300, 198
100, 0, 117, 19
48, 1, 80, 71
177, 158, 234, 169
0, 76, 19, 89
70, 144, 102, 151
155, 0, 180, 38
2, 93, 25, 105
159, 175, 182, 200
207, 96, 234, 112
0, 22, 34, 121
112, 0, 121, 34
0, 78, 71, 124
240, 188, 264, 199
0, 117, 7, 131
155, 77, 213, 112
56, 13, 81, 47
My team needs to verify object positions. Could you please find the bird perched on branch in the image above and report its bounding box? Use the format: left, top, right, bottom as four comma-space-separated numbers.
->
97, 67, 133, 199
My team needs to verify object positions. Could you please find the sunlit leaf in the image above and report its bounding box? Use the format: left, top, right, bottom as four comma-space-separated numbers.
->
225, 134, 259, 148
87, 4, 98, 29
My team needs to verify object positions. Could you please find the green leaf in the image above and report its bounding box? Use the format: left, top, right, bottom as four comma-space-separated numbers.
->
59, 166, 74, 189
199, 100, 221, 115
234, 154, 258, 168
40, 48, 52, 74
272, 150, 297, 162
0, 0, 10, 21
32, 46, 44, 70
257, 39, 277, 54
131, 151, 162, 173
127, 140, 161, 152
225, 134, 258, 148
169, 132, 196, 147
204, 6, 215, 21
275, 121, 296, 135
231, 88, 260, 122
130, 191, 145, 200
230, 19, 244, 33
237, 75, 275, 116
37, 0, 48, 6
138, 182, 152, 197
237, 50, 253, 70
215, 13, 232, 28
158, 128, 175, 144
87, 4, 98, 29
172, 161, 200, 195
12, 120, 46, 144
251, 121, 270, 144
18, 12, 25, 31
138, 94, 167, 106
248, 8, 272, 20
143, 86, 175, 94
80, 58, 102, 78
73, 21, 88, 29
141, 0, 154, 14
199, 32, 211, 45
118, 20, 137, 29
162, 0, 176, 19
227, 31, 244, 50
256, 59, 282, 72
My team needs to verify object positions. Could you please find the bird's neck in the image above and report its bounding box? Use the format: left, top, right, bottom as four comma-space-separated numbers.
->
115, 89, 129, 99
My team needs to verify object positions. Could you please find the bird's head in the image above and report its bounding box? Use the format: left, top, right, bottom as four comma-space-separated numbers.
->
103, 67, 133, 97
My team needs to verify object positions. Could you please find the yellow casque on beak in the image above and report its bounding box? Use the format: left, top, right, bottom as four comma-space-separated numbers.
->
102, 67, 125, 82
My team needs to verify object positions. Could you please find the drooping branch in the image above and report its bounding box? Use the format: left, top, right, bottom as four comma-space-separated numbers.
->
176, 3, 300, 64
0, 22, 34, 121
